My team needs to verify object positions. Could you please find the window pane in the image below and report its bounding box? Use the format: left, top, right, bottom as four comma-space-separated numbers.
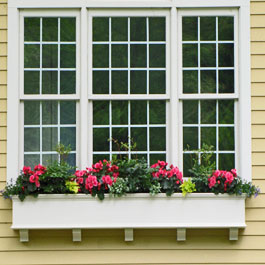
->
182, 17, 198, 41
42, 71, 58, 94
93, 45, 109, 68
24, 71, 40, 94
183, 127, 198, 150
24, 18, 40, 41
149, 17, 165, 41
183, 44, 198, 67
150, 127, 166, 151
42, 44, 58, 68
149, 71, 165, 94
61, 18, 76, 42
183, 70, 198, 94
130, 17, 146, 41
93, 101, 109, 125
200, 17, 216, 41
60, 71, 76, 94
24, 45, 40, 68
112, 71, 128, 94
93, 71, 109, 94
93, 17, 109, 41
112, 17, 127, 41
42, 18, 58, 41
112, 45, 128, 67
201, 70, 216, 93
60, 45, 76, 68
218, 17, 234, 41
130, 71, 146, 94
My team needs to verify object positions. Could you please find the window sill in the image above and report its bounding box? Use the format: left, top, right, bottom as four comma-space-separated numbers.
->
12, 193, 246, 242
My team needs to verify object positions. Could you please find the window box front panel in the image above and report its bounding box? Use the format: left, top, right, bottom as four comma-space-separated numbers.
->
12, 194, 246, 229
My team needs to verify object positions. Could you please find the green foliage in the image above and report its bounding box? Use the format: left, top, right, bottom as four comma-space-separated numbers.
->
109, 178, 129, 197
180, 179, 196, 197
56, 142, 72, 163
115, 158, 154, 193
149, 182, 161, 196
65, 181, 79, 194
188, 144, 216, 178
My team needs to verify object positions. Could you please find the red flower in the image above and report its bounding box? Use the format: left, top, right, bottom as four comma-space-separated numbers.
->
29, 174, 40, 188
208, 176, 216, 188
23, 166, 33, 175
34, 164, 46, 173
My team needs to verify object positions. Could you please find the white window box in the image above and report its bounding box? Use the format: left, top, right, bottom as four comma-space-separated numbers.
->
12, 193, 246, 242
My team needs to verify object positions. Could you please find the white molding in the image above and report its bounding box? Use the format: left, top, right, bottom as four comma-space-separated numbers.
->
8, 0, 249, 9
238, 2, 251, 181
7, 7, 20, 182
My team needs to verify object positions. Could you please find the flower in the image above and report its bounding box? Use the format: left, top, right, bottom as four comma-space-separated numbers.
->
85, 175, 98, 190
34, 164, 46, 174
208, 176, 216, 188
29, 174, 40, 188
231, 169, 237, 176
225, 172, 234, 184
102, 175, 113, 186
23, 166, 33, 175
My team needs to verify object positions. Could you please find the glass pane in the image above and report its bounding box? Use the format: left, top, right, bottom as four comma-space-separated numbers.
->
112, 128, 128, 151
149, 71, 165, 94
112, 17, 127, 41
42, 154, 58, 166
131, 101, 147, 124
183, 44, 198, 67
93, 128, 109, 151
24, 154, 40, 168
42, 18, 58, 41
60, 45, 76, 68
130, 17, 146, 41
60, 101, 76, 124
200, 44, 216, 67
24, 101, 40, 125
183, 153, 197, 177
219, 70, 234, 93
61, 127, 76, 150
24, 18, 40, 41
183, 127, 198, 150
183, 100, 198, 124
149, 44, 165, 68
218, 17, 234, 41
201, 127, 216, 148
150, 154, 166, 165
201, 100, 216, 124
149, 17, 165, 41
93, 71, 109, 94
42, 71, 58, 94
93, 45, 109, 68
93, 154, 110, 164
42, 101, 58, 125
150, 101, 166, 124
112, 101, 128, 125
61, 18, 76, 42
150, 127, 166, 151
60, 71, 76, 94
93, 101, 109, 125
219, 100, 234, 124
42, 44, 58, 68
24, 128, 40, 151
24, 45, 40, 68
24, 71, 40, 94
112, 71, 128, 94
219, 153, 235, 170
131, 127, 147, 151
219, 127, 234, 150
130, 71, 146, 94
111, 45, 128, 68
219, 44, 234, 67
130, 45, 147, 68
200, 17, 216, 41
42, 127, 58, 151
182, 17, 198, 41
93, 17, 109, 41
183, 70, 198, 93
201, 70, 216, 93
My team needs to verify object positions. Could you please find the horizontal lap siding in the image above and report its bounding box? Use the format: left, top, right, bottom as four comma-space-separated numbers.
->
0, 1, 265, 264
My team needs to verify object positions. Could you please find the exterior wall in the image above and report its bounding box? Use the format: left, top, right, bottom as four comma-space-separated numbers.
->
0, 0, 265, 264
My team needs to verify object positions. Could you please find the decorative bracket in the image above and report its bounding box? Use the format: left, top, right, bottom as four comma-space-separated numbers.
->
177, 228, 186, 241
72, 229, 82, 242
124, 228, 134, 241
229, 228, 239, 240
19, 229, 29, 242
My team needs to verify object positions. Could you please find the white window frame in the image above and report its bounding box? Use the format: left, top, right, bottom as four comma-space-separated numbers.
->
7, 0, 251, 182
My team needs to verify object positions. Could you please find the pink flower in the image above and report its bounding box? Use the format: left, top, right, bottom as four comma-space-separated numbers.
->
77, 177, 84, 184
213, 170, 221, 177
102, 175, 113, 186
225, 172, 234, 184
231, 169, 237, 177
23, 166, 33, 175
93, 161, 103, 172
85, 175, 98, 190
75, 170, 86, 177
208, 176, 216, 188
112, 172, 119, 178
158, 160, 168, 168
29, 174, 40, 188
34, 164, 46, 173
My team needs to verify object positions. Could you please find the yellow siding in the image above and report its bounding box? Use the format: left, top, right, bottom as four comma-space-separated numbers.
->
0, 1, 265, 265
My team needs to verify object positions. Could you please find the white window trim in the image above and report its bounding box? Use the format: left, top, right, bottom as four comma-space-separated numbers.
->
7, 0, 251, 182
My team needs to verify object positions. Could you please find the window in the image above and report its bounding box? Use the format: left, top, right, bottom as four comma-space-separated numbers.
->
7, 2, 251, 182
